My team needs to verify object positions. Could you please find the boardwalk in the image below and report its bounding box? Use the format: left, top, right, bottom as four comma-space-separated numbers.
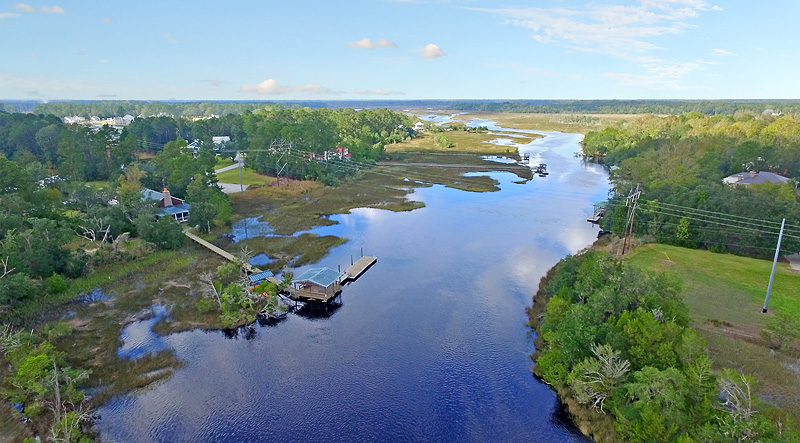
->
184, 230, 260, 274
344, 256, 377, 282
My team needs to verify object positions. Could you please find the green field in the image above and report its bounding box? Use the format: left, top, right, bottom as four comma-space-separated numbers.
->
627, 243, 800, 421
215, 166, 275, 185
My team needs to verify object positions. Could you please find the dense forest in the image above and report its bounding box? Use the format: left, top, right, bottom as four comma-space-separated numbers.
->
531, 251, 796, 442
582, 112, 800, 258
0, 105, 414, 316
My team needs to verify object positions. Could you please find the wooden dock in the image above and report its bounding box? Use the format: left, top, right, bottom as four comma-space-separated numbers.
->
344, 256, 377, 282
286, 283, 342, 302
184, 230, 261, 274
587, 208, 605, 223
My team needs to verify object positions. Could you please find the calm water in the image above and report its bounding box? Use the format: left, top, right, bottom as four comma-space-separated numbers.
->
98, 129, 609, 442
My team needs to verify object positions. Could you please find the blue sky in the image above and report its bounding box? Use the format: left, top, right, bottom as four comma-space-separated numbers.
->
1, 0, 797, 100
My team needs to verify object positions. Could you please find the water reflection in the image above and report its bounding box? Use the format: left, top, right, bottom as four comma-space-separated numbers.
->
98, 124, 605, 442
117, 304, 169, 359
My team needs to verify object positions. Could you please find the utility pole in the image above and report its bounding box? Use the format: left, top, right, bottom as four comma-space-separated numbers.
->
763, 218, 786, 313
621, 184, 641, 256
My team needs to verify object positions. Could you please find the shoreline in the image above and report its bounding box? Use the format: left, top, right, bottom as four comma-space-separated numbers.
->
527, 242, 619, 441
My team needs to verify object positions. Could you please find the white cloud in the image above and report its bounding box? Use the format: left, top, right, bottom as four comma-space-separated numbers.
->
711, 5, 723, 11
98, 59, 109, 64
421, 43, 445, 58
354, 89, 405, 95
102, 17, 112, 24
472, 1, 720, 61
240, 78, 336, 95
164, 32, 178, 43
13, 3, 34, 12
346, 38, 398, 49
606, 61, 704, 90
0, 12, 21, 19
779, 53, 792, 59
713, 48, 736, 56
40, 5, 64, 14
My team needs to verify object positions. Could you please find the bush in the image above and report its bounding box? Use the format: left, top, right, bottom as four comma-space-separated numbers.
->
46, 273, 67, 294
196, 298, 217, 314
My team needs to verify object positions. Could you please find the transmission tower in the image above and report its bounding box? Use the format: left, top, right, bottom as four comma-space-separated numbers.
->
621, 184, 641, 255
270, 138, 294, 180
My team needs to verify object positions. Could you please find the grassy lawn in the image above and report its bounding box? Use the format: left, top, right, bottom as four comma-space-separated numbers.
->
216, 166, 275, 185
627, 243, 800, 421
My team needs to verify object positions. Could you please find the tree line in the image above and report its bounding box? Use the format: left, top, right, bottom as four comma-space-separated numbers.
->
583, 112, 800, 258
531, 251, 796, 442
452, 100, 800, 115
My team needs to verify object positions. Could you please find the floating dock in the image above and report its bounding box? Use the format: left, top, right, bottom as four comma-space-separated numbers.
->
344, 256, 377, 282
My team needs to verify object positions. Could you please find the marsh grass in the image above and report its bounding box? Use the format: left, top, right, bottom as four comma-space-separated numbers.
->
236, 233, 348, 272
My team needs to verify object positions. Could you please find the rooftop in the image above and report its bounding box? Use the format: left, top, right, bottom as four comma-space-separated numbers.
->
294, 267, 344, 288
248, 270, 275, 284
161, 203, 190, 215
723, 171, 790, 185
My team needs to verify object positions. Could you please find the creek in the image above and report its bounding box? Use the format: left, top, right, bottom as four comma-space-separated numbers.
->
98, 124, 609, 442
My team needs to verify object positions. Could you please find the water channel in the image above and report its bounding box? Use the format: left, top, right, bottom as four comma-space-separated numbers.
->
98, 124, 610, 442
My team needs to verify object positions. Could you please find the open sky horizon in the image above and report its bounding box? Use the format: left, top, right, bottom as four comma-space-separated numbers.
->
1, 0, 798, 101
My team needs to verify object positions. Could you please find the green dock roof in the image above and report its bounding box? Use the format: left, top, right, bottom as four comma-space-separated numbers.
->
293, 268, 344, 288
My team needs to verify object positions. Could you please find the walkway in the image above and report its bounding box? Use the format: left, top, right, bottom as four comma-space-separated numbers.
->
184, 229, 260, 274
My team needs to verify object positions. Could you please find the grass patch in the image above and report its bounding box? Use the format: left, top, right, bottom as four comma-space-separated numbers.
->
236, 233, 348, 272
230, 170, 425, 235
627, 243, 800, 421
627, 244, 800, 322
216, 166, 275, 186
449, 112, 637, 134
1, 249, 185, 326
386, 130, 537, 154
85, 180, 110, 190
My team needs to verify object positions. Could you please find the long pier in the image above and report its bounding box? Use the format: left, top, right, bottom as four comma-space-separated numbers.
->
184, 230, 260, 274
344, 256, 377, 282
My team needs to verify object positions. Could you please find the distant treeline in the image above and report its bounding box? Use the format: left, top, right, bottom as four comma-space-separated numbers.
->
29, 100, 447, 118
450, 100, 800, 116
17, 99, 800, 118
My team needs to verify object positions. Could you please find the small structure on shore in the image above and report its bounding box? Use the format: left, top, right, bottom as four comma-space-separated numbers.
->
248, 270, 275, 286
142, 188, 191, 223
587, 201, 607, 224
289, 267, 345, 302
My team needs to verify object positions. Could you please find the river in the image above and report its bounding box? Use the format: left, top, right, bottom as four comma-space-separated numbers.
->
97, 124, 609, 442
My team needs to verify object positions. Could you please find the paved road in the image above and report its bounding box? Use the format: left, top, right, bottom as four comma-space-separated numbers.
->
215, 160, 244, 174
217, 182, 246, 194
